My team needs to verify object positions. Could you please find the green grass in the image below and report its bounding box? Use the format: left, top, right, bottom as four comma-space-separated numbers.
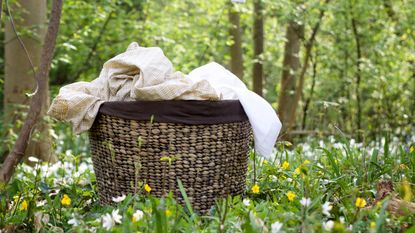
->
0, 130, 414, 232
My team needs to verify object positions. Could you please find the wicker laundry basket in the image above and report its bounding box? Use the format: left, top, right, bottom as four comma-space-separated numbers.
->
89, 100, 252, 213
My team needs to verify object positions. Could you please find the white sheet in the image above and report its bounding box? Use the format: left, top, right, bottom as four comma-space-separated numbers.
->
189, 62, 282, 159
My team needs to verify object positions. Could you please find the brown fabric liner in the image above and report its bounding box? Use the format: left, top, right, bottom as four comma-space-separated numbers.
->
99, 100, 248, 125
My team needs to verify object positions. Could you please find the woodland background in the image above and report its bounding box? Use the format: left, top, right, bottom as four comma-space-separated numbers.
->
0, 0, 414, 232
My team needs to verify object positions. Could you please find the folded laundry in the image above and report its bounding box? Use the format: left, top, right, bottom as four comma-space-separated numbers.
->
48, 42, 281, 159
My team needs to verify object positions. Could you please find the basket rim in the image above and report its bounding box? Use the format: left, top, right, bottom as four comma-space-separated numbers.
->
97, 100, 249, 125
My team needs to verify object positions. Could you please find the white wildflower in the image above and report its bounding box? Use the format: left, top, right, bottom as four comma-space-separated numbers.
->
132, 209, 144, 222
68, 214, 79, 226
36, 200, 47, 207
112, 195, 126, 203
270, 175, 278, 182
300, 197, 311, 207
271, 221, 283, 233
28, 156, 40, 163
323, 220, 334, 231
243, 199, 250, 206
102, 213, 113, 231
322, 202, 332, 216
49, 189, 60, 197
102, 209, 122, 230
112, 209, 122, 224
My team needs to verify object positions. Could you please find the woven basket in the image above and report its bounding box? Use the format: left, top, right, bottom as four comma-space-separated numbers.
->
89, 100, 252, 213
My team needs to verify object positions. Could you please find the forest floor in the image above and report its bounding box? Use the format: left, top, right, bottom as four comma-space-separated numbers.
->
1, 127, 415, 233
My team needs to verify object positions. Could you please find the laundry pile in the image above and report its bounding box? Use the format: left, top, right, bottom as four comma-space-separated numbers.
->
48, 42, 282, 159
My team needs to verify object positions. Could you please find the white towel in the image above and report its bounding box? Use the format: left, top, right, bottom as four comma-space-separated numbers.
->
188, 62, 282, 159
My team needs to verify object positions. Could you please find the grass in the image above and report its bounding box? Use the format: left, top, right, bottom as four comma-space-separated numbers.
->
0, 127, 414, 232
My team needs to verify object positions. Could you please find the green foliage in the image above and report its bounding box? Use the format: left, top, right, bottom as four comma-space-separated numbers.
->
0, 1, 415, 231
0, 127, 414, 232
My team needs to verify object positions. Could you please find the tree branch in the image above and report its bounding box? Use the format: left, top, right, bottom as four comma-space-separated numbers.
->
70, 10, 114, 83
5, 0, 37, 82
0, 0, 63, 184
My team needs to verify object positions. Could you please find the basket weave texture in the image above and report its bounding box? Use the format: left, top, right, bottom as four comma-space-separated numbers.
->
89, 101, 252, 213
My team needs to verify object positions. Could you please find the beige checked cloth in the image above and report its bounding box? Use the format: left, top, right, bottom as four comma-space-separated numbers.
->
48, 42, 221, 134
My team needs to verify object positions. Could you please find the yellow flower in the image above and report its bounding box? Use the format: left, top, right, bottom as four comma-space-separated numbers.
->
370, 221, 376, 228
303, 160, 310, 165
144, 184, 151, 193
410, 146, 414, 153
20, 200, 28, 211
61, 194, 71, 206
355, 197, 366, 208
251, 184, 260, 194
282, 161, 289, 170
286, 191, 296, 201
294, 167, 301, 175
165, 209, 172, 217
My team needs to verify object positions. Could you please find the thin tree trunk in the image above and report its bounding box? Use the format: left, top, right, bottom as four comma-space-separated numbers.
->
4, 0, 56, 163
68, 11, 114, 84
278, 0, 330, 139
252, 0, 264, 96
228, 2, 244, 80
302, 52, 317, 130
0, 0, 63, 184
351, 16, 363, 142
285, 0, 330, 134
277, 20, 304, 138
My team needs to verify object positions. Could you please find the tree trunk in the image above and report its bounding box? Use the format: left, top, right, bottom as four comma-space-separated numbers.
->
252, 0, 264, 96
277, 21, 304, 137
4, 0, 55, 162
0, 0, 63, 184
228, 3, 244, 80
278, 1, 329, 139
302, 52, 317, 130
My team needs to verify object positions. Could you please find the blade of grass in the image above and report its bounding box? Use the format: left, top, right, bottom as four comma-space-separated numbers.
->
177, 179, 194, 216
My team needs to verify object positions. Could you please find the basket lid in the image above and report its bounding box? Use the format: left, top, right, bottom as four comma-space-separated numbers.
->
98, 100, 248, 125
